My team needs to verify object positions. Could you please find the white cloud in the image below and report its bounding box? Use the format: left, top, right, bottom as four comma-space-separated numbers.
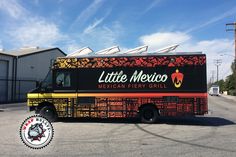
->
139, 31, 234, 81
0, 0, 26, 19
83, 17, 105, 34
58, 21, 123, 53
140, 32, 191, 51
0, 0, 110, 52
0, 0, 67, 50
8, 18, 65, 47
66, 45, 81, 54
63, 40, 82, 54
70, 0, 104, 30
78, 21, 123, 51
83, 7, 112, 34
142, 0, 162, 14
179, 39, 234, 81
179, 39, 233, 56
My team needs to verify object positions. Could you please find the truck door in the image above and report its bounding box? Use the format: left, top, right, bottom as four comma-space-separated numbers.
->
53, 69, 77, 117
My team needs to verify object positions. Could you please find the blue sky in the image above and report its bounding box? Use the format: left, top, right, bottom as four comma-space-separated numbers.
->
0, 0, 236, 81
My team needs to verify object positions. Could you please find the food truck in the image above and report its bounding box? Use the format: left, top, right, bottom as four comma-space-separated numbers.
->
27, 52, 208, 123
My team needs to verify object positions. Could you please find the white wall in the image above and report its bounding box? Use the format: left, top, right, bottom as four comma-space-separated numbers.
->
17, 49, 65, 81
0, 54, 14, 102
0, 49, 65, 102
0, 54, 14, 79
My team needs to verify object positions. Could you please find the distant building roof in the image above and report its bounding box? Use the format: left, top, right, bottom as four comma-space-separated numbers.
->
0, 47, 66, 58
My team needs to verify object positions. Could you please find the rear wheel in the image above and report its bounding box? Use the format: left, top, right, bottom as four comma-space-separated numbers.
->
39, 106, 58, 122
140, 106, 158, 123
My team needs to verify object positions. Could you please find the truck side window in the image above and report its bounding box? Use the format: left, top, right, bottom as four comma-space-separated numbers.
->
56, 72, 71, 87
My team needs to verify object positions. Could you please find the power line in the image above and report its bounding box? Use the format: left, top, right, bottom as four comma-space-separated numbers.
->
213, 59, 222, 82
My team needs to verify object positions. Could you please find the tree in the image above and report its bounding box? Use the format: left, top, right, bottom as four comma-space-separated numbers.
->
225, 61, 236, 95
213, 60, 235, 95
217, 79, 225, 92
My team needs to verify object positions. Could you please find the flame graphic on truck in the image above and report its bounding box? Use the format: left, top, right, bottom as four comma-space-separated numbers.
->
171, 69, 184, 88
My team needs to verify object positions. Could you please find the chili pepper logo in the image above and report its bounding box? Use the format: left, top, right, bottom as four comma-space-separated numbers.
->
171, 69, 184, 88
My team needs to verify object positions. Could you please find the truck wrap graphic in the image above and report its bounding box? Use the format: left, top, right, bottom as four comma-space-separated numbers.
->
27, 53, 208, 123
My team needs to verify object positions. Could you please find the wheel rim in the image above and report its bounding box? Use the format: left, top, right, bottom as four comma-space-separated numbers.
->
43, 108, 54, 119
143, 109, 154, 121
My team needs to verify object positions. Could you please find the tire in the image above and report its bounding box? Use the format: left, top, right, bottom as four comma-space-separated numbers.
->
39, 106, 58, 122
140, 106, 158, 124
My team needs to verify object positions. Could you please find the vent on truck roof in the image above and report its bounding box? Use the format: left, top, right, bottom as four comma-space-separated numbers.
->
122, 45, 148, 54
66, 47, 93, 57
151, 44, 179, 54
95, 46, 120, 55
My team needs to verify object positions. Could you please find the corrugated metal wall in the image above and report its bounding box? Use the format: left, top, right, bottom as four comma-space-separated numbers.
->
0, 60, 8, 102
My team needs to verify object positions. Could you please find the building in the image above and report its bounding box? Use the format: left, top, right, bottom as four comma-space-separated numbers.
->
0, 47, 66, 103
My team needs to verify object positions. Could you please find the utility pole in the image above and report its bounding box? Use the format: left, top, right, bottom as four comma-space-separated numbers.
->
214, 59, 222, 83
226, 22, 236, 95
211, 70, 215, 84
226, 22, 236, 70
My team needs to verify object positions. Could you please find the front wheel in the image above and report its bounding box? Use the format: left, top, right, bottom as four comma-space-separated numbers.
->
39, 106, 58, 122
140, 106, 158, 123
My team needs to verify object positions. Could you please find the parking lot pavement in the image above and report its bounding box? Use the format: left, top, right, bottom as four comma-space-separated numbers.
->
0, 102, 27, 110
0, 96, 236, 157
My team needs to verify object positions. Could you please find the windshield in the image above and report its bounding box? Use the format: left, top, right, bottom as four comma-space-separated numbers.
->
41, 70, 52, 89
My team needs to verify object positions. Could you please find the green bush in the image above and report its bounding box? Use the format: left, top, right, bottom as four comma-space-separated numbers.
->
228, 90, 236, 96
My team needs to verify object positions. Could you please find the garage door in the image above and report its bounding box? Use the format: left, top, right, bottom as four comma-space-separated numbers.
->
0, 60, 8, 102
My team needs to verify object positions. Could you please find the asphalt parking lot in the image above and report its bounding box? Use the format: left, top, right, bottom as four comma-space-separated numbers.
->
0, 96, 236, 157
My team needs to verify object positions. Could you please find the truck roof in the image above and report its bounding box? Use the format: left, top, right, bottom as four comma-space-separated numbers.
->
59, 52, 204, 59
53, 52, 206, 69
